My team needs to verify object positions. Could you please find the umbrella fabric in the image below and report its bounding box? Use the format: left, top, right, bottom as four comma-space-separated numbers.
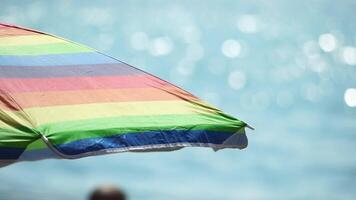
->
0, 23, 248, 166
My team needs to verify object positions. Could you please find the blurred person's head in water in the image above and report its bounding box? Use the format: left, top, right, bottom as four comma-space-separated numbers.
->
89, 185, 126, 200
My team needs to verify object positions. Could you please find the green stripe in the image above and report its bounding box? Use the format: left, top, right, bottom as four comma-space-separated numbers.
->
38, 113, 246, 145
0, 127, 39, 148
0, 42, 93, 55
0, 111, 39, 148
25, 138, 48, 150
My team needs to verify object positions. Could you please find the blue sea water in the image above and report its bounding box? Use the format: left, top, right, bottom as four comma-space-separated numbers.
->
1, 0, 356, 199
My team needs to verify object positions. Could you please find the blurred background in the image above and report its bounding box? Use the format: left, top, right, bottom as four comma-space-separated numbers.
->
1, 0, 356, 199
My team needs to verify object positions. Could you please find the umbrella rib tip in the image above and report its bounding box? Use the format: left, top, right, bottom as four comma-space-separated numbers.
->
245, 124, 255, 131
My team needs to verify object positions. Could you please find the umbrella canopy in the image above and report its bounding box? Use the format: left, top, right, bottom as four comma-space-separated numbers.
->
0, 23, 249, 167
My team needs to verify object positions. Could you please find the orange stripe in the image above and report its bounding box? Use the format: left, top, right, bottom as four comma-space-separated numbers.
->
0, 75, 167, 93
0, 87, 198, 110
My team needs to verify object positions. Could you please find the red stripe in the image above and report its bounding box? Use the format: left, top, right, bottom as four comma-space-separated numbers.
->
0, 27, 37, 37
0, 75, 170, 93
0, 87, 198, 110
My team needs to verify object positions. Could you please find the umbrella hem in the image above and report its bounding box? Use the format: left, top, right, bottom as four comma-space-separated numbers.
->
39, 132, 248, 160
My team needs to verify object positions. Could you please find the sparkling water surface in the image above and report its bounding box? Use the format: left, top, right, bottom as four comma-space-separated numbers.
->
1, 0, 356, 199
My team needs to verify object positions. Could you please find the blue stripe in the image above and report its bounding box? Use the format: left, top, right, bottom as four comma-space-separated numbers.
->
0, 147, 25, 159
0, 63, 142, 78
0, 52, 119, 66
55, 130, 247, 155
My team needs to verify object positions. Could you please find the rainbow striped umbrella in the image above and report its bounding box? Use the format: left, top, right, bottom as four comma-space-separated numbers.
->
0, 23, 250, 167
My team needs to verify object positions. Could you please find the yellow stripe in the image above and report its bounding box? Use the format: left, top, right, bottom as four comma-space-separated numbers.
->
0, 35, 65, 46
0, 109, 34, 130
1, 100, 214, 127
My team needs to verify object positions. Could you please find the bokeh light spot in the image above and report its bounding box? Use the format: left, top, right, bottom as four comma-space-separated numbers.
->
344, 88, 356, 107
149, 37, 174, 56
308, 54, 327, 73
341, 47, 356, 65
228, 71, 246, 90
221, 39, 241, 58
318, 33, 337, 52
237, 15, 259, 33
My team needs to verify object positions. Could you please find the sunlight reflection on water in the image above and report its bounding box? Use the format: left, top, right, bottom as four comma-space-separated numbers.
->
1, 0, 356, 199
